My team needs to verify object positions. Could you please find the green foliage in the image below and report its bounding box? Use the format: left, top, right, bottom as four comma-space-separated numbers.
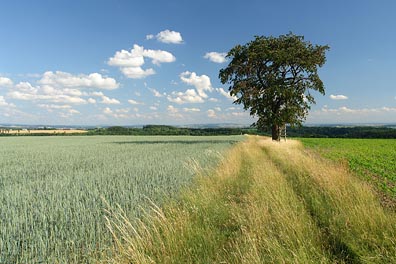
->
301, 138, 396, 198
286, 126, 396, 138
0, 135, 242, 263
219, 33, 329, 140
88, 125, 248, 136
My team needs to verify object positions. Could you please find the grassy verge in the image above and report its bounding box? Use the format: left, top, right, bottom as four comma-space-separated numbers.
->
299, 138, 396, 209
260, 138, 396, 263
103, 136, 396, 263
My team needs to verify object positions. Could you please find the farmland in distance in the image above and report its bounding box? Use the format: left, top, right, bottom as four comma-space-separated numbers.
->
0, 135, 242, 263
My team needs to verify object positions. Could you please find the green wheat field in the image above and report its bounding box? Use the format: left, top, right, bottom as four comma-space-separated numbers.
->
0, 135, 242, 263
2, 136, 396, 263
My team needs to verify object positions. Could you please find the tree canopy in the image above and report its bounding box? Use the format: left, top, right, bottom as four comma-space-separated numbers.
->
219, 33, 329, 140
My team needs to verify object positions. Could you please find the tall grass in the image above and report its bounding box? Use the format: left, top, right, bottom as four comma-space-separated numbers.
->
0, 135, 241, 263
105, 136, 396, 263
300, 138, 396, 201
261, 138, 396, 263
104, 137, 333, 263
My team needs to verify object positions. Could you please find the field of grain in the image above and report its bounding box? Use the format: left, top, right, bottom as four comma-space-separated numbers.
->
0, 135, 242, 263
1, 129, 87, 135
300, 138, 396, 199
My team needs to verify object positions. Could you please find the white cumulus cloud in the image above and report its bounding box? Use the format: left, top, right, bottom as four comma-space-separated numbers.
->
108, 46, 145, 67
0, 77, 13, 87
216, 87, 237, 101
90, 91, 105, 97
231, 112, 247, 117
167, 72, 216, 104
51, 95, 87, 104
108, 44, 176, 66
308, 105, 396, 123
39, 71, 119, 90
102, 107, 134, 119
38, 104, 72, 110
68, 109, 80, 115
59, 108, 81, 118
149, 88, 164, 97
183, 107, 200, 112
153, 30, 183, 44
207, 109, 217, 118
128, 98, 144, 105
15, 82, 38, 93
90, 91, 120, 104
8, 80, 122, 106
121, 67, 155, 79
103, 107, 113, 115
143, 49, 176, 65
87, 98, 96, 104
204, 52, 227, 63
116, 108, 130, 114
330, 94, 348, 100
167, 105, 178, 113
180, 71, 213, 98
0, 96, 15, 107
166, 105, 183, 119
108, 44, 176, 79
37, 104, 81, 118
167, 89, 205, 104
9, 82, 89, 105
382, 106, 396, 112
320, 105, 396, 114
100, 95, 121, 105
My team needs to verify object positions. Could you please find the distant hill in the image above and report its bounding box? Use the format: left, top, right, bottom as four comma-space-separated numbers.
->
1, 123, 396, 138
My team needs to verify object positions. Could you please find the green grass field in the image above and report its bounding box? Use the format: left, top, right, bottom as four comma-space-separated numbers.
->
300, 138, 396, 198
106, 136, 396, 263
2, 135, 395, 263
0, 135, 242, 263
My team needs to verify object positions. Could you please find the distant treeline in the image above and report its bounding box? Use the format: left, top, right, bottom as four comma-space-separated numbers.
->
286, 126, 396, 139
88, 125, 396, 138
88, 125, 253, 136
2, 125, 396, 138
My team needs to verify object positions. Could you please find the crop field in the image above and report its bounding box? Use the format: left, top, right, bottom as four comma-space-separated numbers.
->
0, 135, 242, 263
300, 138, 396, 198
0, 129, 87, 135
106, 136, 396, 263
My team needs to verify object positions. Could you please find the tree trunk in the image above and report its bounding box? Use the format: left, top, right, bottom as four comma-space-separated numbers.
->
271, 124, 280, 141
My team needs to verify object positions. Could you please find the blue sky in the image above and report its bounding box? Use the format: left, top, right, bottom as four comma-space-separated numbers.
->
0, 0, 395, 126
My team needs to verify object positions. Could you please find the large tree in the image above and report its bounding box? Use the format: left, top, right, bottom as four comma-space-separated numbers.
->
219, 33, 329, 141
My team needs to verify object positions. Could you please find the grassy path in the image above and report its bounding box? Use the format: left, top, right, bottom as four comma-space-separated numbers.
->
104, 136, 396, 263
